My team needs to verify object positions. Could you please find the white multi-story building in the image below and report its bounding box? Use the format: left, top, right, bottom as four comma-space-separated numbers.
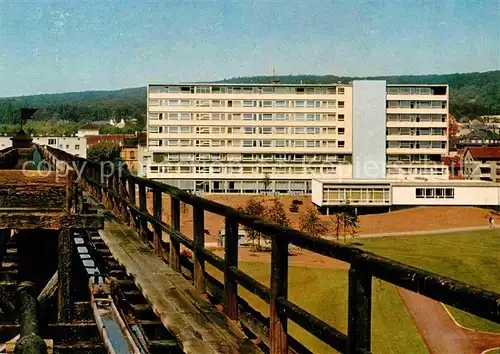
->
147, 83, 353, 194
146, 81, 449, 194
0, 135, 87, 158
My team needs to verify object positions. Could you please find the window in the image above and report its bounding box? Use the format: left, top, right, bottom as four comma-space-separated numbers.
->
263, 101, 273, 107
338, 128, 345, 135
338, 141, 345, 148
242, 140, 253, 147
275, 140, 286, 147
338, 114, 345, 122
416, 188, 454, 199
338, 101, 345, 108
295, 141, 305, 147
262, 127, 272, 134
275, 127, 286, 134
150, 166, 159, 173
244, 127, 254, 134
243, 113, 254, 121
243, 100, 254, 107
275, 114, 286, 121
338, 87, 345, 94
75, 145, 80, 150
262, 114, 272, 121
48, 139, 56, 145
262, 140, 272, 147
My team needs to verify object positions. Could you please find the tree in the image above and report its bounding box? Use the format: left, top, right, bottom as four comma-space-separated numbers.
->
262, 173, 271, 194
238, 198, 267, 251
266, 198, 290, 228
87, 142, 122, 163
331, 202, 359, 242
299, 207, 329, 238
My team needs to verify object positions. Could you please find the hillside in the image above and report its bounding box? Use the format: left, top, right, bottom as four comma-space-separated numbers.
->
0, 70, 498, 124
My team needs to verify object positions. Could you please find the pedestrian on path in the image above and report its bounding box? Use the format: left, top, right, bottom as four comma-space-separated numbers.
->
489, 216, 495, 228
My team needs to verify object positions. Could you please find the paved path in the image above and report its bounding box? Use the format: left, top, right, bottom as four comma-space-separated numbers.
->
100, 219, 261, 354
398, 288, 500, 354
355, 225, 497, 239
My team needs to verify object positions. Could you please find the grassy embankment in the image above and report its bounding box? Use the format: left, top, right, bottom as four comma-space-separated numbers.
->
207, 229, 499, 353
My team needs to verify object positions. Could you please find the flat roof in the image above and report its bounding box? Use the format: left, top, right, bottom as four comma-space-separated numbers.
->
149, 83, 348, 87
314, 178, 500, 188
386, 84, 448, 87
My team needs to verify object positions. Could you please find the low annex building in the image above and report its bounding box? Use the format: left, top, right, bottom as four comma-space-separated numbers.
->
312, 179, 500, 209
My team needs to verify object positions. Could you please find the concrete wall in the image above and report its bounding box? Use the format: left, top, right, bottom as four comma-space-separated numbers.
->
311, 179, 323, 205
392, 186, 500, 206
352, 80, 387, 179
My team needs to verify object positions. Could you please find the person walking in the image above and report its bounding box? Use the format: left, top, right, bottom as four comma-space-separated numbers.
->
489, 216, 495, 228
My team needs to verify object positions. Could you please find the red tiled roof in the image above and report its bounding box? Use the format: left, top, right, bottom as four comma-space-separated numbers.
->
441, 156, 463, 167
86, 134, 135, 146
465, 147, 500, 159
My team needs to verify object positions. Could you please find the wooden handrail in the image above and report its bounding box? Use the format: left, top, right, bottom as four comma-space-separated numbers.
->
38, 145, 500, 354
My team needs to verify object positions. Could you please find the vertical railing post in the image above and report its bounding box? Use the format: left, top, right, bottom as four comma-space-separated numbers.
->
111, 171, 119, 215
58, 229, 72, 323
65, 169, 75, 212
138, 183, 148, 243
127, 179, 136, 228
347, 257, 372, 354
153, 189, 163, 257
193, 205, 205, 294
119, 176, 129, 224
170, 197, 181, 272
270, 234, 288, 354
224, 217, 238, 320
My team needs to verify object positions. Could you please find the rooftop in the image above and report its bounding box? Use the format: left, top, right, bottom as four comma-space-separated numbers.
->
314, 178, 499, 187
465, 146, 500, 159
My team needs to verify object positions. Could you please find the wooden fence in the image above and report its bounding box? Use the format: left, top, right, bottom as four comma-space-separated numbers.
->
39, 145, 500, 354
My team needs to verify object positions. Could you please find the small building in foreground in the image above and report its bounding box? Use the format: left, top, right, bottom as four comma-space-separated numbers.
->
312, 178, 500, 210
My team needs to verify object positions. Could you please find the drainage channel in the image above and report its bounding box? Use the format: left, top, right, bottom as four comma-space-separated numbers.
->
76, 229, 182, 354
73, 230, 147, 354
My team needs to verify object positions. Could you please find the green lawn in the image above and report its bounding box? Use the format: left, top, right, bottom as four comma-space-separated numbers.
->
206, 229, 500, 352
208, 263, 427, 354
354, 229, 500, 333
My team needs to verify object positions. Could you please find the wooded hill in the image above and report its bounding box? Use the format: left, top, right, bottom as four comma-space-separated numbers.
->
1, 70, 498, 125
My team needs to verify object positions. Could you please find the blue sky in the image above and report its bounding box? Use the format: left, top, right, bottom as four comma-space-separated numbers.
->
1, 0, 499, 97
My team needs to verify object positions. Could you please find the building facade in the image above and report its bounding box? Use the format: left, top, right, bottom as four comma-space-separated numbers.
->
463, 147, 500, 182
147, 83, 353, 194
0, 135, 87, 158
312, 179, 500, 209
146, 81, 449, 194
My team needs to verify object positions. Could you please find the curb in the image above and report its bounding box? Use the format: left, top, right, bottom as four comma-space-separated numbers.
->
439, 303, 500, 336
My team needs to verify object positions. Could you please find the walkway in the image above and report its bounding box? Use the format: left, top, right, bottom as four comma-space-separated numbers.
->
99, 219, 262, 354
398, 288, 500, 354
355, 225, 497, 239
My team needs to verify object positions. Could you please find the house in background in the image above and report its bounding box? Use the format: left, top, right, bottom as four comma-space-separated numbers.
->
77, 123, 100, 137
121, 133, 147, 174
463, 147, 500, 182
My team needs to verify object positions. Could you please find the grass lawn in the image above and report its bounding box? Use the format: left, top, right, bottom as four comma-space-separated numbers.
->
208, 262, 427, 353
354, 228, 500, 333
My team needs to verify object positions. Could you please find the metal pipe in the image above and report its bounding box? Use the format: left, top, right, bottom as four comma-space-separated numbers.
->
15, 281, 48, 354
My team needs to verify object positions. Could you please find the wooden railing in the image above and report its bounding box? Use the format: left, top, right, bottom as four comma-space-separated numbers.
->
39, 145, 500, 354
